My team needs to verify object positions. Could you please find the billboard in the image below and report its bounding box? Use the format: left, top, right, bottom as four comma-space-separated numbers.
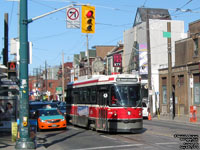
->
139, 44, 148, 75
113, 54, 122, 67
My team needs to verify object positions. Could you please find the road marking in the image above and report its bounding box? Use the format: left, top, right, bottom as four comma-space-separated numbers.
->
100, 135, 117, 140
155, 142, 178, 145
73, 144, 144, 150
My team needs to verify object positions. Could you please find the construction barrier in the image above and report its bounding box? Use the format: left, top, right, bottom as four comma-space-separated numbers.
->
148, 112, 152, 120
190, 106, 197, 122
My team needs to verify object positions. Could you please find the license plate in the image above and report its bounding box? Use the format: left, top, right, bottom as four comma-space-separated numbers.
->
51, 124, 57, 127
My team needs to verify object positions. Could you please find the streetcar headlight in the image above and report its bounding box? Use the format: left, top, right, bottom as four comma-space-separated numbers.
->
128, 111, 131, 115
113, 111, 117, 117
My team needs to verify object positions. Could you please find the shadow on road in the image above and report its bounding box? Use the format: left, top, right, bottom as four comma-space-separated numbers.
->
39, 129, 86, 149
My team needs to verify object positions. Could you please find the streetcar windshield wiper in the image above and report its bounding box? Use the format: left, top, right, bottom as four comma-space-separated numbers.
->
115, 86, 127, 109
135, 100, 142, 109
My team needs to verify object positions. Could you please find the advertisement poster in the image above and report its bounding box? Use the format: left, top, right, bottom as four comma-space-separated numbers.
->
139, 44, 148, 75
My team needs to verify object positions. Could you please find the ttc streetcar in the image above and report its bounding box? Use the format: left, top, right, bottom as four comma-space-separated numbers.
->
66, 74, 143, 132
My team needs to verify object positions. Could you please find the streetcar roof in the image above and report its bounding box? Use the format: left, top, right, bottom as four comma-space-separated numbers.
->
68, 74, 140, 87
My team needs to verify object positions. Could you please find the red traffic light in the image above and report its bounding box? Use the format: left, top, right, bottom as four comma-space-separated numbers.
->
86, 11, 93, 18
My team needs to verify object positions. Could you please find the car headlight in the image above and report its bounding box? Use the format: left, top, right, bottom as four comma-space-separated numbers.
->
39, 119, 45, 122
61, 119, 65, 121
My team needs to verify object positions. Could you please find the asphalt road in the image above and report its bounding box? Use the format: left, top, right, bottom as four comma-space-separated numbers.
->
1, 119, 199, 150
36, 119, 200, 150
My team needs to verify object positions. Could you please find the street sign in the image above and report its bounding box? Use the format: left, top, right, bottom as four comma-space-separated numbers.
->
66, 7, 80, 29
163, 32, 171, 38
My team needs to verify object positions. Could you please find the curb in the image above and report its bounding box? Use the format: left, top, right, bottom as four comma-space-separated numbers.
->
151, 116, 200, 127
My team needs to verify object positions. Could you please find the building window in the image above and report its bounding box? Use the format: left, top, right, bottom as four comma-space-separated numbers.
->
193, 73, 200, 105
108, 58, 111, 75
193, 38, 199, 56
49, 82, 52, 88
178, 75, 184, 86
162, 85, 167, 104
194, 83, 200, 105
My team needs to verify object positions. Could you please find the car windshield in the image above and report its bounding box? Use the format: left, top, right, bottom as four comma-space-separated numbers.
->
111, 85, 141, 107
38, 109, 60, 116
59, 106, 66, 110
142, 102, 147, 107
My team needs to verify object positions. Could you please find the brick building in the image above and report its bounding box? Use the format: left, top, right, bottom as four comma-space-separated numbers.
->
159, 19, 200, 123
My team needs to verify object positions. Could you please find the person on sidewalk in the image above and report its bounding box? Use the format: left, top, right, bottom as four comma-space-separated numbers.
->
0, 100, 5, 121
4, 102, 14, 121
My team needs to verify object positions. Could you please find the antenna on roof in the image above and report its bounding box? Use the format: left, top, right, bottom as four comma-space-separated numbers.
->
141, 0, 148, 8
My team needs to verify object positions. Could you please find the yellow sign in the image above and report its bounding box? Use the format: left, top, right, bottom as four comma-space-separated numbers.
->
11, 122, 18, 142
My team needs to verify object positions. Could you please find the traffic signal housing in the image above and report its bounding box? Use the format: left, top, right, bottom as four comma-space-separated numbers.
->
7, 61, 17, 81
82, 5, 95, 34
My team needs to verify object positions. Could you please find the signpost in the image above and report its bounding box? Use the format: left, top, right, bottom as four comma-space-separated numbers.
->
66, 7, 80, 29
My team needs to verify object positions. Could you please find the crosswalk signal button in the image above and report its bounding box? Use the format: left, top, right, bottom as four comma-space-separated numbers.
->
82, 6, 95, 33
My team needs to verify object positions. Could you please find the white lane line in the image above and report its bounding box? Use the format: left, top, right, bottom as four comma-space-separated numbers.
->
73, 144, 144, 150
100, 135, 117, 140
155, 142, 178, 145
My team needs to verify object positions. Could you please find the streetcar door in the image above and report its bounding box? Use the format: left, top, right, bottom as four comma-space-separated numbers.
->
73, 90, 79, 125
98, 86, 108, 131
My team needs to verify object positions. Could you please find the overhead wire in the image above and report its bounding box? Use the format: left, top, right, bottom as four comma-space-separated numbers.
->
26, 0, 198, 71
170, 0, 194, 16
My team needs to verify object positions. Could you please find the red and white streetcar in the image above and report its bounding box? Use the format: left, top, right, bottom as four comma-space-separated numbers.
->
66, 73, 143, 132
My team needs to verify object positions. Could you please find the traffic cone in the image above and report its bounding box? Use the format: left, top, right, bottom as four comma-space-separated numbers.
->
148, 112, 152, 120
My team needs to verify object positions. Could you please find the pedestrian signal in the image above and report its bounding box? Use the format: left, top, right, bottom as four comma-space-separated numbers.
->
82, 5, 95, 33
8, 62, 16, 70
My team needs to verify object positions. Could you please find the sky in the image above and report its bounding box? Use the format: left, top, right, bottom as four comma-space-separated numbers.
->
1, 0, 200, 74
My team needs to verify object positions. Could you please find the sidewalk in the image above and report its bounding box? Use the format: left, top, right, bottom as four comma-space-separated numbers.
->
0, 131, 46, 150
151, 115, 200, 127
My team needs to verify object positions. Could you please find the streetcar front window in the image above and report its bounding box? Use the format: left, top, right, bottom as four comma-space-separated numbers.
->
111, 85, 141, 107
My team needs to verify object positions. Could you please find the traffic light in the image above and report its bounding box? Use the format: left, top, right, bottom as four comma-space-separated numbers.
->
82, 5, 95, 34
7, 61, 17, 81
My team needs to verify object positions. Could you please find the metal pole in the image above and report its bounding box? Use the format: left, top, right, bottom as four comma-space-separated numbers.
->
3, 13, 8, 67
45, 60, 47, 93
62, 52, 65, 101
86, 34, 90, 75
167, 22, 173, 120
146, 9, 152, 116
15, 0, 35, 149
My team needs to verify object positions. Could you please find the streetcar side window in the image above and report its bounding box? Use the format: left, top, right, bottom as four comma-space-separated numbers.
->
111, 86, 117, 106
79, 88, 83, 104
83, 88, 89, 104
90, 87, 97, 104
73, 89, 79, 104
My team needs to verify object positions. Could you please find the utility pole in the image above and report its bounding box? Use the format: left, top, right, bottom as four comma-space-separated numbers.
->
146, 9, 153, 116
167, 22, 173, 120
86, 34, 90, 75
62, 52, 65, 101
15, 2, 85, 149
45, 60, 48, 93
3, 13, 8, 67
15, 0, 35, 149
